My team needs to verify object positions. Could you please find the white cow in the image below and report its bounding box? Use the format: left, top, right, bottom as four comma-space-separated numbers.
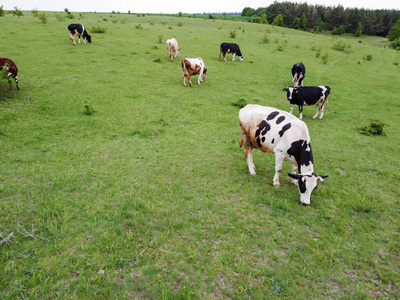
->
239, 104, 327, 205
166, 38, 181, 62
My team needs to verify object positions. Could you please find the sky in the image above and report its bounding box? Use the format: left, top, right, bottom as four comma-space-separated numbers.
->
2, 0, 399, 14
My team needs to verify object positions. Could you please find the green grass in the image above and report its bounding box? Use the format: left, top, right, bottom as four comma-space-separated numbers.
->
1, 12, 400, 299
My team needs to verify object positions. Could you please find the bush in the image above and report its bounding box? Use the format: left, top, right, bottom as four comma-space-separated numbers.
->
359, 120, 387, 136
55, 13, 65, 21
0, 5, 4, 17
229, 29, 237, 38
261, 33, 270, 44
363, 54, 373, 61
83, 100, 94, 115
13, 7, 23, 17
231, 99, 248, 109
38, 12, 48, 23
333, 40, 351, 53
0, 65, 14, 100
332, 25, 345, 35
90, 24, 107, 33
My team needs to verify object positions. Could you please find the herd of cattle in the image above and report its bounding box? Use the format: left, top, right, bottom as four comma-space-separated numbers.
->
0, 23, 332, 205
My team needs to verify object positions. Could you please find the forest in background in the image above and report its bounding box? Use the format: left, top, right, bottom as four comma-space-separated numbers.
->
242, 1, 400, 37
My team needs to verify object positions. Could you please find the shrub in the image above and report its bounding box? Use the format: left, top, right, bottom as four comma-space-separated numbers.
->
0, 5, 4, 17
321, 53, 329, 64
231, 99, 248, 109
177, 22, 183, 27
135, 24, 143, 30
83, 100, 94, 115
90, 24, 107, 33
153, 58, 161, 63
13, 6, 23, 17
261, 33, 270, 44
332, 25, 345, 35
359, 120, 387, 136
31, 8, 39, 17
158, 35, 164, 43
332, 40, 351, 53
229, 29, 237, 38
38, 12, 48, 23
55, 13, 65, 21
0, 64, 15, 100
363, 54, 373, 61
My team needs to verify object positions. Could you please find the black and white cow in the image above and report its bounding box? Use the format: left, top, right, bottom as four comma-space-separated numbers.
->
291, 62, 306, 87
0, 57, 20, 90
219, 43, 243, 62
239, 104, 327, 205
283, 86, 331, 120
68, 24, 92, 45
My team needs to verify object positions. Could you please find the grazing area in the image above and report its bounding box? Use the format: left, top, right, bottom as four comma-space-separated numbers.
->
0, 11, 399, 299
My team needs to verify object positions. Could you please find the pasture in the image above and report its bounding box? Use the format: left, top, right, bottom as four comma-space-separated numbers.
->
1, 11, 399, 299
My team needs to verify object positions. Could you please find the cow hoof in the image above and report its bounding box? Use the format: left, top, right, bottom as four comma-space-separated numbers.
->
273, 183, 280, 188
250, 173, 257, 178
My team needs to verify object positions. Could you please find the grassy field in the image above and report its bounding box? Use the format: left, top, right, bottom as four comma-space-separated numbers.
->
1, 11, 399, 299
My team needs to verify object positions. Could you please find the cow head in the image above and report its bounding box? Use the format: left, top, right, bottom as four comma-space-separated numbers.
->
202, 68, 208, 80
288, 173, 328, 205
83, 30, 92, 43
239, 55, 243, 61
283, 87, 296, 100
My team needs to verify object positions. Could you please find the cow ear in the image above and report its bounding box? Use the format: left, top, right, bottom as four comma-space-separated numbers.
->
288, 173, 303, 180
283, 88, 287, 92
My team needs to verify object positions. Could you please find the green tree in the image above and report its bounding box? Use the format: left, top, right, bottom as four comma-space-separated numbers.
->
388, 20, 400, 42
292, 17, 301, 29
299, 13, 307, 29
0, 5, 5, 17
272, 14, 284, 26
355, 22, 362, 36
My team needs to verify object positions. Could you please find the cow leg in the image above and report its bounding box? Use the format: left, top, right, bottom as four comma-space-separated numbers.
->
183, 75, 187, 87
243, 145, 256, 178
273, 152, 285, 187
232, 53, 236, 62
83, 38, 86, 45
290, 165, 298, 185
15, 76, 20, 90
219, 51, 222, 61
313, 107, 320, 119
224, 53, 227, 62
289, 105, 294, 114
70, 33, 77, 45
198, 71, 203, 84
319, 103, 325, 119
299, 106, 303, 120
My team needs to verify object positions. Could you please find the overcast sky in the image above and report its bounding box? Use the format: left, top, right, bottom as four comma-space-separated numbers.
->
2, 0, 399, 14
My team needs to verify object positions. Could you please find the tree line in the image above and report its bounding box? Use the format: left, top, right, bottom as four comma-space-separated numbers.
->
242, 1, 400, 37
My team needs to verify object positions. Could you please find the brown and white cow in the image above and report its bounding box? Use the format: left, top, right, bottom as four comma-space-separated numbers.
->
166, 38, 181, 62
0, 57, 20, 90
239, 104, 327, 205
181, 58, 207, 87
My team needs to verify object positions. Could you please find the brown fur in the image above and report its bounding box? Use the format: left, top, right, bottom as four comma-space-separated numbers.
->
0, 57, 20, 90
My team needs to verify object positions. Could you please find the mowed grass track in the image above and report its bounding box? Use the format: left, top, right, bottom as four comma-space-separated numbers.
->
1, 12, 399, 299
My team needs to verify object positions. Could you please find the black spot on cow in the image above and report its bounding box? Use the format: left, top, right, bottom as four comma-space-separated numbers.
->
287, 140, 314, 173
278, 123, 291, 137
276, 116, 285, 124
255, 120, 271, 147
298, 177, 307, 193
271, 138, 275, 144
267, 111, 279, 121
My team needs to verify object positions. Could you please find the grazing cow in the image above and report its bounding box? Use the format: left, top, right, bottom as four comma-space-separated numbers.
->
166, 38, 181, 62
68, 24, 92, 45
0, 57, 20, 90
291, 62, 306, 87
239, 104, 327, 205
283, 86, 331, 120
181, 58, 207, 87
219, 42, 243, 62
